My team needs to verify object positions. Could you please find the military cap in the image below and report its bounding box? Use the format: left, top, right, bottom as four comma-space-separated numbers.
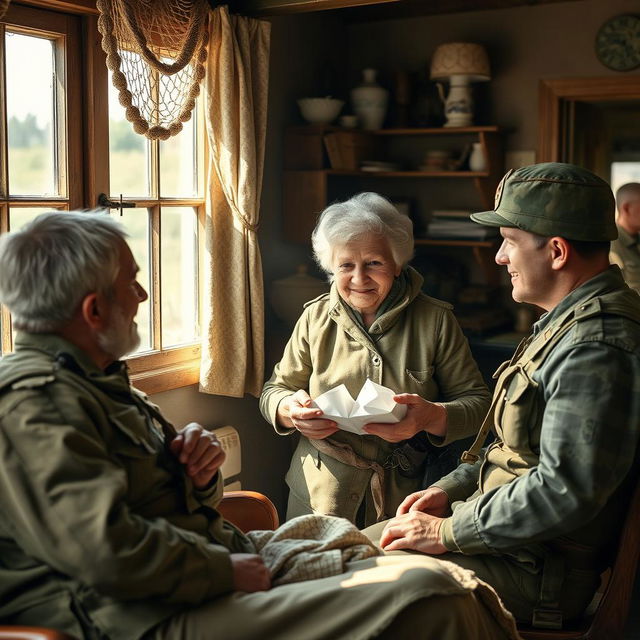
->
471, 162, 617, 241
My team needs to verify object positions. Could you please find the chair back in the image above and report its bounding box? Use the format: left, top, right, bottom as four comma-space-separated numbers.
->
519, 472, 640, 640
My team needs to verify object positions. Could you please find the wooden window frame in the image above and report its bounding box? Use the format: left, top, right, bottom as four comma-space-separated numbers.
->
1, 3, 206, 395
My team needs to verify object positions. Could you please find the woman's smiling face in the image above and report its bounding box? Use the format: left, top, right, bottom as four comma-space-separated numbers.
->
332, 233, 400, 321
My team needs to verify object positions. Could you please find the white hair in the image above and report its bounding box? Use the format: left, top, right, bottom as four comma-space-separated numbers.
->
0, 211, 128, 333
311, 192, 414, 275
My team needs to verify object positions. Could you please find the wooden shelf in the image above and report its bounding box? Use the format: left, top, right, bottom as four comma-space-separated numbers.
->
415, 238, 498, 248
373, 126, 502, 136
327, 169, 491, 178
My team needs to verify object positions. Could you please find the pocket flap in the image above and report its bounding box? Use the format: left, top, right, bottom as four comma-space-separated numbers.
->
505, 368, 537, 404
406, 367, 434, 384
108, 406, 157, 454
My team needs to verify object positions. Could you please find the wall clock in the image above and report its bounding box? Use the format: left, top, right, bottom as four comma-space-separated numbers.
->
595, 14, 640, 71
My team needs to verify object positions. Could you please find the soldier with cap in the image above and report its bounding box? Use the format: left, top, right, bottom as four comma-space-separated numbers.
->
364, 162, 640, 630
610, 182, 640, 293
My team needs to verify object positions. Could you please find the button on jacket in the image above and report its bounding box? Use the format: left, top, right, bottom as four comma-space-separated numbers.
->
260, 267, 491, 525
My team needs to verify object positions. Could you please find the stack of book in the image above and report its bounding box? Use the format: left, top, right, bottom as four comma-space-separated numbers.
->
427, 210, 499, 240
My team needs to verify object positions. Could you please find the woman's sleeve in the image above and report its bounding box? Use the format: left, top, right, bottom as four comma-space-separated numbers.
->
259, 310, 314, 435
430, 308, 492, 445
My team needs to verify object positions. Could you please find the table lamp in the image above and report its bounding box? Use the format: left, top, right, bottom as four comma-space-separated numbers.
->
430, 42, 490, 127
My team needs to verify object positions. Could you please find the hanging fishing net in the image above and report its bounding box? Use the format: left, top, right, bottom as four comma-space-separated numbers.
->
97, 0, 209, 140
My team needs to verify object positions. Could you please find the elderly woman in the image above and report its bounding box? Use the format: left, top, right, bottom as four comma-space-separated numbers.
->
260, 192, 490, 527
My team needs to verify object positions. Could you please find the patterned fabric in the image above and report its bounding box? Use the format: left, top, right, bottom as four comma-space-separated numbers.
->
200, 6, 271, 397
248, 514, 380, 585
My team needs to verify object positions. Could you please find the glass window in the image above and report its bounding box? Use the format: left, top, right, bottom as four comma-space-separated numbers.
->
9, 207, 63, 231
107, 53, 204, 362
112, 208, 152, 352
160, 206, 199, 347
6, 31, 57, 197
611, 162, 640, 195
108, 69, 151, 199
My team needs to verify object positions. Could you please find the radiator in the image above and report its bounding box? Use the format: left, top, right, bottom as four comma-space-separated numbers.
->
212, 425, 242, 490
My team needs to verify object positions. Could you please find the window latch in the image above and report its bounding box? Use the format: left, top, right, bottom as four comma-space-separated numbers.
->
97, 193, 135, 216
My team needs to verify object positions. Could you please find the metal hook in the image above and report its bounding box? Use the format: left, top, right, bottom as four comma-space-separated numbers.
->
97, 193, 135, 215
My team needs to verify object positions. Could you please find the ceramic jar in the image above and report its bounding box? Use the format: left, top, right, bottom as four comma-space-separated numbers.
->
469, 142, 486, 171
269, 265, 329, 327
350, 68, 389, 131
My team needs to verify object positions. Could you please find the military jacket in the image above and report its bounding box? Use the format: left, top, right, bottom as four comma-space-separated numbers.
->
0, 333, 253, 640
260, 267, 490, 524
437, 267, 640, 574
610, 225, 640, 294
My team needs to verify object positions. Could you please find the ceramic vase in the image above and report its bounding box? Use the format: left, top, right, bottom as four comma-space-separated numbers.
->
350, 68, 389, 131
469, 142, 486, 171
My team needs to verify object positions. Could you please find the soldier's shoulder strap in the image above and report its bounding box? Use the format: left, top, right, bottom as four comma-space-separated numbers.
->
0, 352, 56, 395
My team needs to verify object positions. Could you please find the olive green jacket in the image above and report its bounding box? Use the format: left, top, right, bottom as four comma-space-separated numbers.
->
260, 267, 490, 524
0, 333, 253, 640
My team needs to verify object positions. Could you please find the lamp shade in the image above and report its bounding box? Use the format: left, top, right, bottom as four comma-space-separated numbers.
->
430, 42, 491, 81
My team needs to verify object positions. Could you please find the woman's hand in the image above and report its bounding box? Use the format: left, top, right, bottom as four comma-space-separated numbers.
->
396, 486, 450, 516
276, 389, 339, 440
362, 394, 447, 442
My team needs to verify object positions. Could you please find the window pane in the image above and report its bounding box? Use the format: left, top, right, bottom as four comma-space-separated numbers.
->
160, 207, 198, 347
9, 207, 62, 231
611, 162, 640, 195
160, 113, 198, 197
108, 69, 151, 198
111, 209, 152, 352
6, 32, 56, 197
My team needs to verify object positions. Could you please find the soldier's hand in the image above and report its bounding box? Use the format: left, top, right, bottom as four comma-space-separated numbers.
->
169, 423, 226, 489
230, 553, 272, 592
379, 512, 447, 555
396, 487, 450, 517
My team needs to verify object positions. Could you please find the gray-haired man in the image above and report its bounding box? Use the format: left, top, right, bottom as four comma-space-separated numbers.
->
365, 163, 640, 630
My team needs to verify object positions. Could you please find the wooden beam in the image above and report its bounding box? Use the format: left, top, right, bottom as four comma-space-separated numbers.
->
13, 0, 98, 15
231, 0, 398, 16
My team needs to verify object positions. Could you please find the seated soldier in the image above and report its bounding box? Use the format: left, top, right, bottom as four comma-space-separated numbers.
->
0, 212, 519, 640
364, 163, 640, 631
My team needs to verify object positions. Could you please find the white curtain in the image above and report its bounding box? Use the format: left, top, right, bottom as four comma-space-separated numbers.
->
199, 5, 270, 397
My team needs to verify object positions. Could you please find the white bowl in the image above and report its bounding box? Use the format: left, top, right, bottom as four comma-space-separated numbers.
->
297, 98, 344, 125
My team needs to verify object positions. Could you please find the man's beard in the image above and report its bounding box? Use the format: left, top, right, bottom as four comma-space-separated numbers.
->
97, 304, 141, 361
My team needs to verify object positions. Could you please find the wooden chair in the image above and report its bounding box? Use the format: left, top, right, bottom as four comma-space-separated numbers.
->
518, 475, 640, 640
0, 490, 279, 640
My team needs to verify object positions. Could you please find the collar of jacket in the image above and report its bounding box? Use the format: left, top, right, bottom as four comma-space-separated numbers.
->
617, 225, 639, 248
532, 265, 631, 336
13, 331, 132, 393
327, 265, 424, 336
